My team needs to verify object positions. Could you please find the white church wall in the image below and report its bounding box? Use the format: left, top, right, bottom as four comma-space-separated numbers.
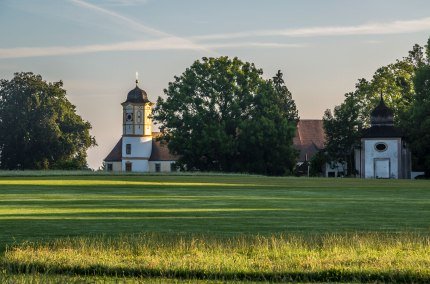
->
363, 139, 400, 179
122, 136, 152, 159
122, 159, 149, 172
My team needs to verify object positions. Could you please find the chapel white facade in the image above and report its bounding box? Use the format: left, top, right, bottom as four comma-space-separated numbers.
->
354, 96, 411, 179
104, 80, 178, 173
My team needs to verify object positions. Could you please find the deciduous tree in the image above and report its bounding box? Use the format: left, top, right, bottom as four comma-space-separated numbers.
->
153, 57, 298, 175
0, 72, 96, 170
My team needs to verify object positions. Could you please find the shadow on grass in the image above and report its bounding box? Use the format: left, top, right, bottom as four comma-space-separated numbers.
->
3, 261, 429, 283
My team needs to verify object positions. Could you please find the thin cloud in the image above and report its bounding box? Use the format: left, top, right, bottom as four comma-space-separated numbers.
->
69, 0, 169, 37
192, 17, 430, 40
208, 42, 304, 49
0, 40, 303, 59
69, 0, 212, 53
0, 38, 200, 59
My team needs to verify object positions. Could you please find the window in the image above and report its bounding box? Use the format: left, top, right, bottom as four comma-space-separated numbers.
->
375, 142, 387, 152
125, 162, 132, 172
155, 163, 161, 172
107, 163, 113, 171
126, 144, 131, 155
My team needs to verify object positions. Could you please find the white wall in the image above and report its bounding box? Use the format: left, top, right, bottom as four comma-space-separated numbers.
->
122, 159, 149, 172
363, 139, 399, 179
122, 136, 152, 159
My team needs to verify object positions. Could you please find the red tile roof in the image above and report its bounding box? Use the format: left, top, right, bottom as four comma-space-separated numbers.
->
293, 119, 326, 162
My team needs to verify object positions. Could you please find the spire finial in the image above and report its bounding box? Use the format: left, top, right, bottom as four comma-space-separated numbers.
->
135, 71, 139, 85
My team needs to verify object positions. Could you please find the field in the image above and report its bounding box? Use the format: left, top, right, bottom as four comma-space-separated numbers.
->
0, 173, 429, 282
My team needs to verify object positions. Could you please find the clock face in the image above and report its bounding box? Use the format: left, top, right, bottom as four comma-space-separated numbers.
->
126, 113, 133, 122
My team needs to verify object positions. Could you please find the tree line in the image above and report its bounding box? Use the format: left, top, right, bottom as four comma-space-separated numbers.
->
1, 37, 430, 175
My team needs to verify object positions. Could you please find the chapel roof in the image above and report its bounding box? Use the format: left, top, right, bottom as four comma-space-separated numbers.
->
362, 95, 403, 138
361, 125, 403, 138
370, 95, 394, 126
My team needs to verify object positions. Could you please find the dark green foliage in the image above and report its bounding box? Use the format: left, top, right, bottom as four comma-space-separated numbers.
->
406, 40, 430, 176
309, 151, 327, 176
153, 57, 298, 175
323, 95, 361, 176
0, 72, 96, 170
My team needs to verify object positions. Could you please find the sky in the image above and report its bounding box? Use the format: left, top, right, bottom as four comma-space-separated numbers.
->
1, 0, 429, 170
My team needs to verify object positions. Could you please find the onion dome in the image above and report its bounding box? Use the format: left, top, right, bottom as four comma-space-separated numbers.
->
370, 95, 394, 126
362, 94, 402, 138
123, 79, 151, 104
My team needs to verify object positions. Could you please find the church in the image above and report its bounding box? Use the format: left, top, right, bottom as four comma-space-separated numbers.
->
103, 79, 328, 174
104, 79, 178, 173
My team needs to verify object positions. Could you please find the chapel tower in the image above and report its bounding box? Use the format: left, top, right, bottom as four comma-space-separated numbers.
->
356, 95, 411, 179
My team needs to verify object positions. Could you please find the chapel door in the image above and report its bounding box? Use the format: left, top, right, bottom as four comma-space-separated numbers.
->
374, 159, 390, 178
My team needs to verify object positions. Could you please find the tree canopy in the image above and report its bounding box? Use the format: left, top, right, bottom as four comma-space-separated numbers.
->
153, 57, 298, 175
405, 38, 430, 176
0, 72, 96, 170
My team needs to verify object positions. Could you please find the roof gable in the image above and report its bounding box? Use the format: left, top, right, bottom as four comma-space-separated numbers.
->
104, 138, 122, 162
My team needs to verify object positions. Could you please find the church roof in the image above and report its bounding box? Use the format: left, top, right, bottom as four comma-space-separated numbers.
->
149, 138, 180, 161
104, 138, 122, 162
293, 119, 326, 162
123, 84, 151, 104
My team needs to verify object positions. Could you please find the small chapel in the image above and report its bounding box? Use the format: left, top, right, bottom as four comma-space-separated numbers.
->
354, 95, 411, 179
103, 79, 178, 173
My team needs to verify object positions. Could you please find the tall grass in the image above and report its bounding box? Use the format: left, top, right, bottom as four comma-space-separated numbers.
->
2, 233, 430, 282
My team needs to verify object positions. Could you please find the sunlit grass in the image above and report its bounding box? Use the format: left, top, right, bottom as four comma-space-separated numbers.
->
2, 233, 430, 282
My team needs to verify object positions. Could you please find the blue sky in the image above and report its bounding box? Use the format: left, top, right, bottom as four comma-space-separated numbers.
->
1, 0, 429, 169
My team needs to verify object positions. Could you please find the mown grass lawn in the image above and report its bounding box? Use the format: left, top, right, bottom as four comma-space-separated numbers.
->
0, 174, 429, 244
0, 174, 429, 282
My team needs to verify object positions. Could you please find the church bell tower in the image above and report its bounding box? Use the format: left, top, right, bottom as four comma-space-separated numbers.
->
120, 73, 153, 172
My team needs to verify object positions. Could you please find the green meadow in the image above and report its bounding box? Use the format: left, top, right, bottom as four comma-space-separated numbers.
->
0, 174, 429, 282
